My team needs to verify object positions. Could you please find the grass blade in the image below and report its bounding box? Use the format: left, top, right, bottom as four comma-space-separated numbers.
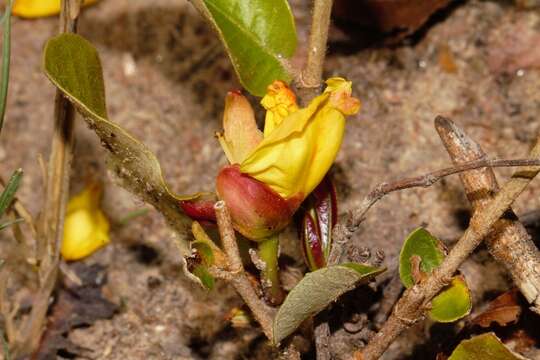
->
0, 217, 23, 231
0, 0, 12, 134
0, 168, 22, 216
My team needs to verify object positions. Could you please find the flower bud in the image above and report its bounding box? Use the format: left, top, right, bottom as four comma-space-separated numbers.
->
297, 176, 337, 271
216, 165, 301, 240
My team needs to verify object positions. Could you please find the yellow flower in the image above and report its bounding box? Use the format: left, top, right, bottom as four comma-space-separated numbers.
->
13, 0, 99, 19
61, 182, 110, 261
216, 77, 360, 240
240, 77, 360, 199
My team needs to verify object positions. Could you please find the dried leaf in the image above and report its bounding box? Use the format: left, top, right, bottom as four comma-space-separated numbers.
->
272, 263, 384, 344
35, 264, 117, 359
472, 290, 522, 328
333, 0, 452, 38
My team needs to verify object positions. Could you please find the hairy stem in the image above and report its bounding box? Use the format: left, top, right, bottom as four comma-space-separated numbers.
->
214, 201, 275, 341
297, 0, 334, 103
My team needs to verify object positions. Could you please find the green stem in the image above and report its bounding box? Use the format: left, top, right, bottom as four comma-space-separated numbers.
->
258, 235, 284, 305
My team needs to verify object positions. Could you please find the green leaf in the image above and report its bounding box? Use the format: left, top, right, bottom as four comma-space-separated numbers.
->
399, 228, 472, 323
43, 33, 201, 256
0, 168, 22, 217
449, 333, 529, 360
200, 0, 296, 96
399, 227, 445, 288
192, 241, 214, 266
272, 263, 384, 344
192, 264, 215, 290
429, 276, 472, 322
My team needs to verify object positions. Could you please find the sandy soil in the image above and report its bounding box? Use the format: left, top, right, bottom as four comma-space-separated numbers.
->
1, 0, 539, 359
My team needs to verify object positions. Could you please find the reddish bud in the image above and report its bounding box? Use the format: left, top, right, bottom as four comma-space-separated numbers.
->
298, 175, 337, 271
179, 199, 217, 223
216, 165, 301, 241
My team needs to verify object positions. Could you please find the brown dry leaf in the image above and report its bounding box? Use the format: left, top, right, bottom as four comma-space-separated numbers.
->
471, 289, 522, 328
34, 264, 117, 359
333, 0, 452, 37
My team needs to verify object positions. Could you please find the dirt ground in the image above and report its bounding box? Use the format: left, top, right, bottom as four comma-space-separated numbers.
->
1, 0, 540, 359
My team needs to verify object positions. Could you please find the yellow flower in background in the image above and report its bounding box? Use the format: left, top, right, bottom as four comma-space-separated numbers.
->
216, 77, 360, 240
13, 0, 99, 19
61, 182, 110, 261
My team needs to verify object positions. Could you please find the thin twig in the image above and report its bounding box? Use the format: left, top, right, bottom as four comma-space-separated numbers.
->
357, 127, 540, 360
12, 0, 81, 356
314, 311, 331, 360
215, 201, 242, 272
435, 116, 540, 312
214, 201, 275, 341
297, 0, 334, 103
330, 157, 540, 264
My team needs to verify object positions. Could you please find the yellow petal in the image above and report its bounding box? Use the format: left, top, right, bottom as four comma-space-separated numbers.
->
219, 91, 263, 164
13, 0, 99, 19
261, 80, 298, 137
240, 78, 360, 199
61, 182, 110, 261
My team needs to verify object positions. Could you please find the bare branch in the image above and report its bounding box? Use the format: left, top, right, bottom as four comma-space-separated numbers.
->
436, 116, 540, 312
357, 123, 540, 360
214, 201, 275, 341
11, 1, 81, 356
297, 0, 334, 103
330, 157, 540, 264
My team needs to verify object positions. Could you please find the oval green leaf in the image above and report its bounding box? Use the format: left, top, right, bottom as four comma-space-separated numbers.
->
200, 0, 297, 96
449, 333, 529, 360
399, 227, 445, 288
43, 33, 201, 256
429, 276, 472, 323
272, 263, 384, 344
192, 264, 215, 290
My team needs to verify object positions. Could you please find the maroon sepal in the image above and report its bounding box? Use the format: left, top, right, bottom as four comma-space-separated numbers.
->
179, 199, 217, 223
298, 175, 337, 271
216, 164, 302, 241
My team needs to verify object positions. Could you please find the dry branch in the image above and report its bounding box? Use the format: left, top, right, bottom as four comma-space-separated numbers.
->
436, 116, 540, 312
357, 119, 540, 360
213, 201, 275, 341
330, 157, 540, 265
297, 0, 334, 103
10, 0, 81, 356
